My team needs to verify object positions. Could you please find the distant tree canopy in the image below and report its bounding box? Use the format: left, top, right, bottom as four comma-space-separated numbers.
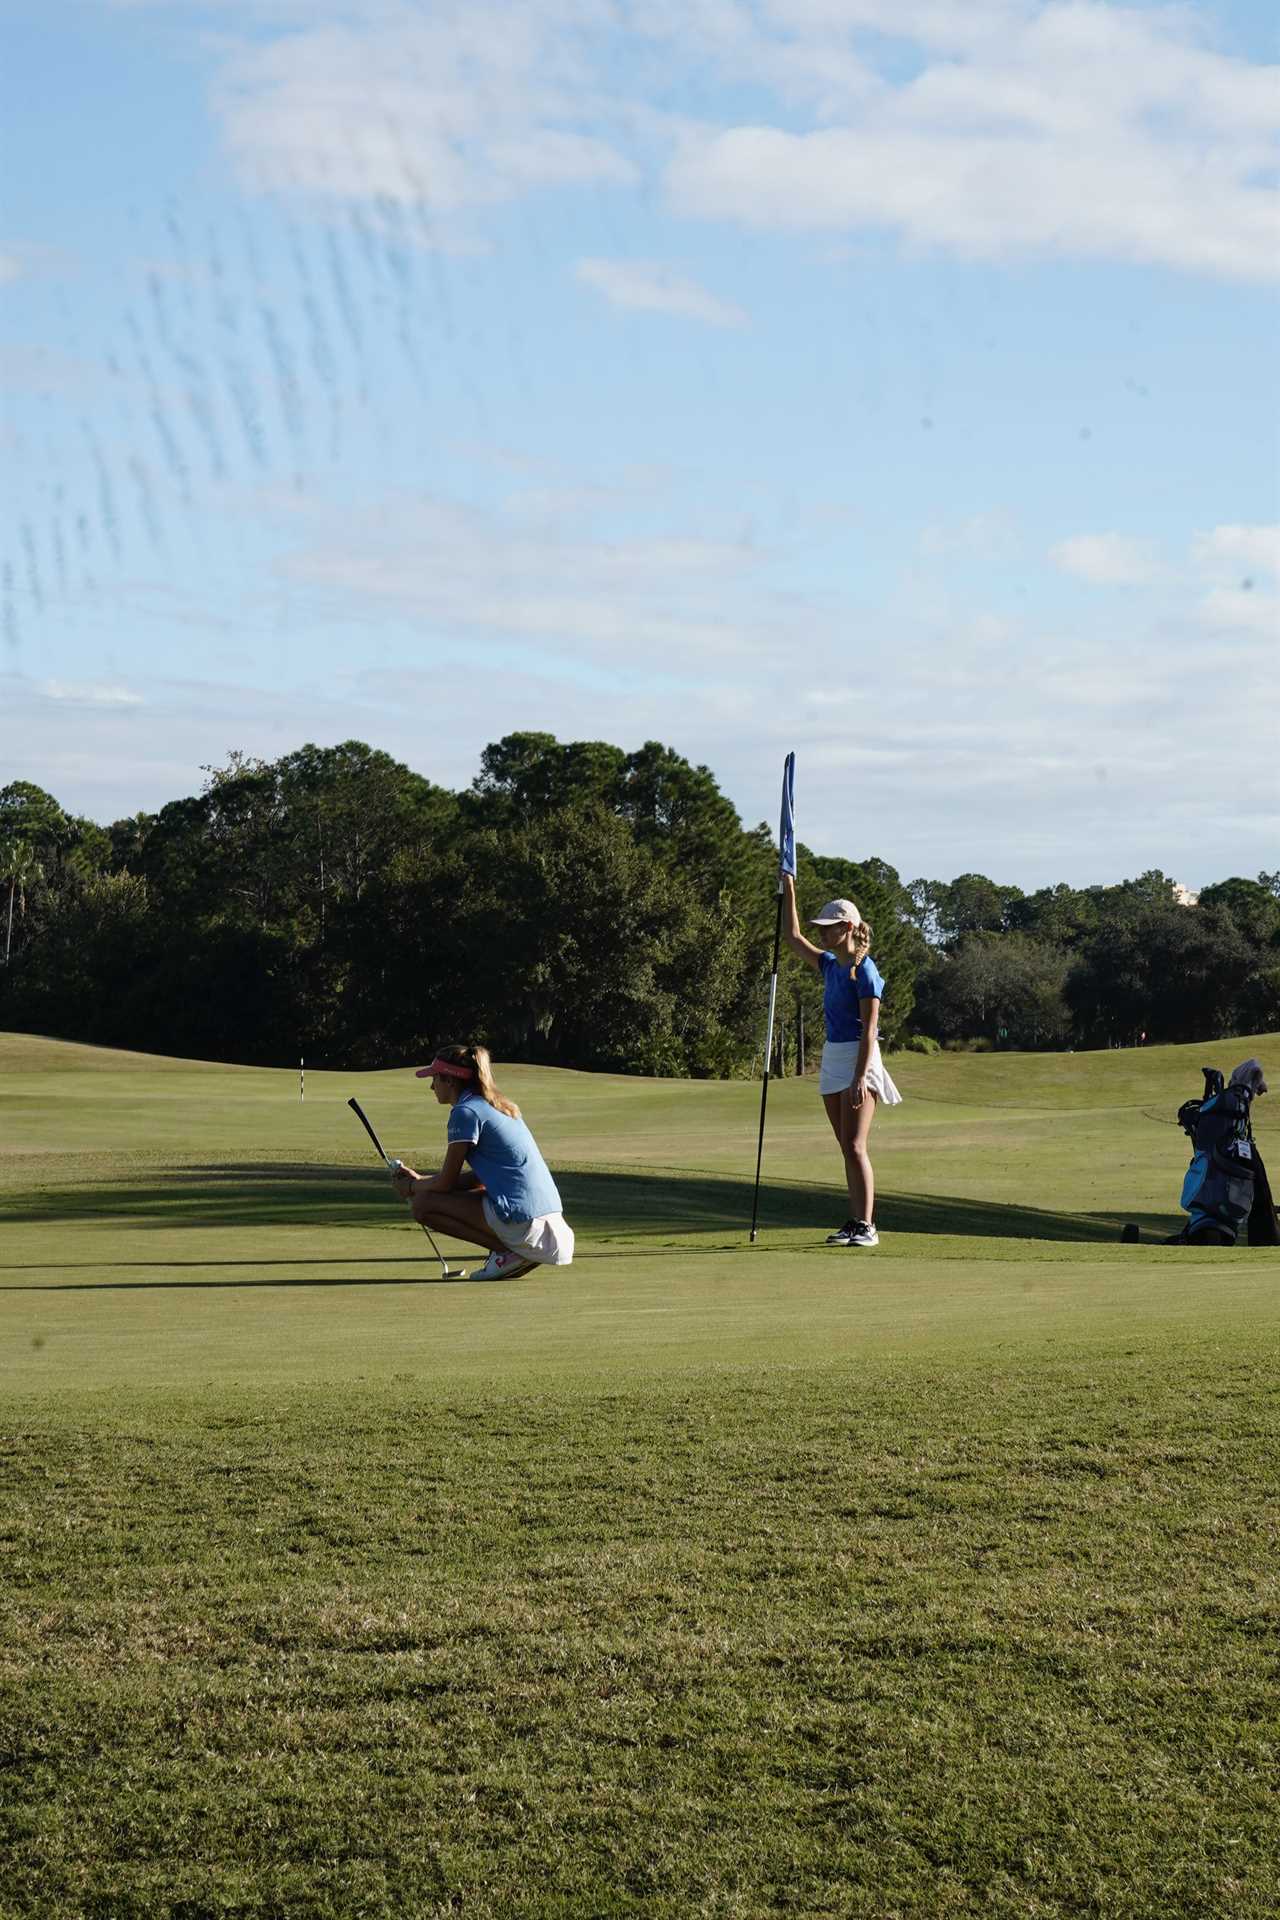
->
908, 866, 1280, 1050
0, 750, 1275, 1070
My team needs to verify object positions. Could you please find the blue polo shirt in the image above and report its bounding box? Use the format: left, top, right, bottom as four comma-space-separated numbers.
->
820, 950, 885, 1043
447, 1090, 563, 1223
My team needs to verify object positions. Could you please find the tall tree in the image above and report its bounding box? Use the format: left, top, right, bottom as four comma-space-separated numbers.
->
1065, 901, 1258, 1046
915, 933, 1072, 1048
468, 733, 626, 821
937, 872, 1025, 941
453, 804, 746, 1076
0, 780, 70, 845
1197, 877, 1280, 943
1006, 883, 1101, 949
0, 839, 44, 966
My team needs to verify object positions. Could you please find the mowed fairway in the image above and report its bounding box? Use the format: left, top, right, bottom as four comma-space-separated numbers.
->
2, 1033, 1278, 1917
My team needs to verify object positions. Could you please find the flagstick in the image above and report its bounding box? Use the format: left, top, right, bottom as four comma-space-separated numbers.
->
749, 880, 785, 1242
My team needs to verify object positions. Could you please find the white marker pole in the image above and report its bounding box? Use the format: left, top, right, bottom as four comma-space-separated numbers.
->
300, 1056, 305, 1101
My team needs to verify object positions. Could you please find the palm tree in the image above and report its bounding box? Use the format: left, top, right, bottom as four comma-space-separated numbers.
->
1, 839, 42, 966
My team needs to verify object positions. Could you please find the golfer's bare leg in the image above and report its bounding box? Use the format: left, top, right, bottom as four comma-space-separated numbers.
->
411, 1187, 506, 1253
823, 1088, 876, 1222
822, 1091, 859, 1218
847, 1089, 877, 1225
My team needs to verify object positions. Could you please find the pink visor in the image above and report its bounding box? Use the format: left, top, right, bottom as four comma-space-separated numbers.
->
415, 1057, 473, 1080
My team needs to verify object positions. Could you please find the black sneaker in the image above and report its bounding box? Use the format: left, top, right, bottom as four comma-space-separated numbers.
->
826, 1219, 857, 1245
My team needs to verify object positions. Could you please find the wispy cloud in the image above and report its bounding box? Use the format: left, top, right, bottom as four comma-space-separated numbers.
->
278, 490, 772, 667
257, 481, 1277, 875
1193, 522, 1280, 582
213, 4, 636, 216
1197, 586, 1279, 640
39, 679, 144, 706
575, 258, 747, 328
919, 511, 1017, 558
6, 513, 1277, 882
196, 2, 1279, 281
1193, 521, 1280, 640
1050, 533, 1160, 586
663, 4, 1280, 283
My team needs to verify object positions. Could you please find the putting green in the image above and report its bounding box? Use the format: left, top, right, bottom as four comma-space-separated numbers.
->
4, 1032, 1279, 1920
2, 1030, 1276, 1393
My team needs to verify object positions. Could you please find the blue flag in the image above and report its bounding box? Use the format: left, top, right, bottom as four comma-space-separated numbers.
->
778, 752, 796, 878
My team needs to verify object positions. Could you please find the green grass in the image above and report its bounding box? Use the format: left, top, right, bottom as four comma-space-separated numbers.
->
2, 1031, 1278, 1917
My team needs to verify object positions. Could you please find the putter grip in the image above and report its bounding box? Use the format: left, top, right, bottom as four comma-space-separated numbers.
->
347, 1097, 390, 1164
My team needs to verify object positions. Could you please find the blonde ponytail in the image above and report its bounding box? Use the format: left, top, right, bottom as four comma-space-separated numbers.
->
434, 1041, 521, 1118
850, 920, 872, 966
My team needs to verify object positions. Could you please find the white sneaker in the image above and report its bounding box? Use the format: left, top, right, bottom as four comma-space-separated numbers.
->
846, 1220, 879, 1248
471, 1248, 538, 1281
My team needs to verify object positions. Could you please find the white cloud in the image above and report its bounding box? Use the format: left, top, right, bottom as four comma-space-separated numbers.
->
576, 258, 747, 328
278, 491, 772, 666
257, 485, 1277, 878
39, 679, 144, 706
213, 5, 636, 216
1050, 532, 1159, 586
1043, 519, 1280, 639
1193, 522, 1280, 582
1192, 522, 1280, 640
193, 2, 1279, 281
662, 5, 1280, 281
6, 533, 1278, 884
0, 243, 78, 289
1197, 585, 1279, 641
0, 671, 413, 824
919, 511, 1016, 558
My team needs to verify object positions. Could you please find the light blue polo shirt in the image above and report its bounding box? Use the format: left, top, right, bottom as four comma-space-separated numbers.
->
819, 951, 885, 1043
447, 1091, 563, 1223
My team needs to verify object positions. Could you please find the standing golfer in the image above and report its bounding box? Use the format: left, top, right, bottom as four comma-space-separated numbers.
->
782, 873, 901, 1247
390, 1042, 575, 1280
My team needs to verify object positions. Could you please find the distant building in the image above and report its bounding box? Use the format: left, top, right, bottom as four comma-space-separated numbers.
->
1173, 883, 1199, 907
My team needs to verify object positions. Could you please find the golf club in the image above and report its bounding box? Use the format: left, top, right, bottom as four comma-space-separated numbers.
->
346, 1096, 468, 1278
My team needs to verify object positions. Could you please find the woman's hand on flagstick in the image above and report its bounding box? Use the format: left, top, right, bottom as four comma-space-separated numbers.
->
781, 871, 822, 967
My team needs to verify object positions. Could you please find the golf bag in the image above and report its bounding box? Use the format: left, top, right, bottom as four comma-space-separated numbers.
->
1174, 1068, 1259, 1247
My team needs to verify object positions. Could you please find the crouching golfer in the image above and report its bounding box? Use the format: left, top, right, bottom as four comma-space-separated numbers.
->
782, 873, 901, 1248
391, 1042, 575, 1280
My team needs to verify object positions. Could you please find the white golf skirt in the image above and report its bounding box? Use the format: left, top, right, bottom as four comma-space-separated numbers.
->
482, 1199, 575, 1266
819, 1040, 903, 1104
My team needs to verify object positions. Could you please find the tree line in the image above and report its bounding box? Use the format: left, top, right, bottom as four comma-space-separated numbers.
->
1, 738, 1277, 1073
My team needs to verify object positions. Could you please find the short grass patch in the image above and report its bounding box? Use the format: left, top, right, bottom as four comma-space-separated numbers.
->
2, 1033, 1278, 1915
3, 1363, 1278, 1918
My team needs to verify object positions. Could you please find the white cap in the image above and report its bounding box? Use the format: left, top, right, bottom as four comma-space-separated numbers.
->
809, 898, 859, 926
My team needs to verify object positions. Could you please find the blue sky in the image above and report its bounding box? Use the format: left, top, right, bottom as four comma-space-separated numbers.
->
1, 0, 1277, 888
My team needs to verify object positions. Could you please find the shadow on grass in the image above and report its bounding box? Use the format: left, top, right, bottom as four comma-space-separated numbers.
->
0, 1162, 1167, 1249
0, 1249, 758, 1291
4, 1270, 534, 1291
